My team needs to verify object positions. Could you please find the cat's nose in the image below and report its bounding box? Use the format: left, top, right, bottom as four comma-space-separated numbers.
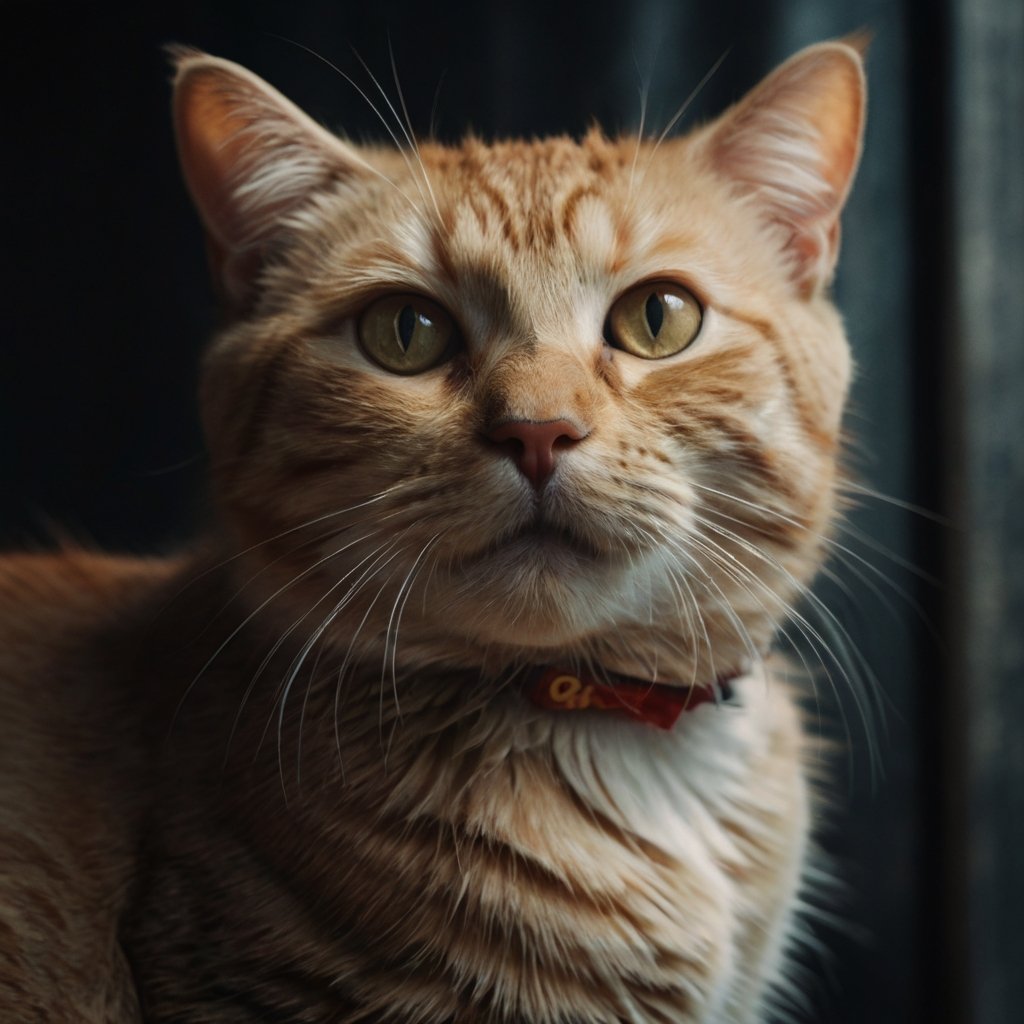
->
486, 418, 589, 489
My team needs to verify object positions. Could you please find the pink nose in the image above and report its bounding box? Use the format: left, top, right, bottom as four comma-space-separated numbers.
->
486, 418, 589, 488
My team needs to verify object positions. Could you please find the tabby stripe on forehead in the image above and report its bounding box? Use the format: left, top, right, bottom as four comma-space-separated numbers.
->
474, 179, 518, 249
559, 182, 601, 239
430, 227, 459, 287
523, 203, 558, 248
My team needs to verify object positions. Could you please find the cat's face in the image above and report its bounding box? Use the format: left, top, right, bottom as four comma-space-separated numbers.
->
175, 43, 864, 684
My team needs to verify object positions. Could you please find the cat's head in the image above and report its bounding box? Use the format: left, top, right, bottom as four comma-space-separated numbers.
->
172, 41, 865, 686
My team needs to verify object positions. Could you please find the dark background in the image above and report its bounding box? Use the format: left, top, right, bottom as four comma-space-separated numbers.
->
2, 2, 1021, 1022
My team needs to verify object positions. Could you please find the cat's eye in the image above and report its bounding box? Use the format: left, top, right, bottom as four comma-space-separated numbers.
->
358, 294, 457, 375
606, 281, 703, 359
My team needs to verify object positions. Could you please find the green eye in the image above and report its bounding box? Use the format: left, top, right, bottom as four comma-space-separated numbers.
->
606, 281, 702, 359
358, 294, 457, 374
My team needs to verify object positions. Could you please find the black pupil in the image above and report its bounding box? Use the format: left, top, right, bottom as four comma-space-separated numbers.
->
397, 305, 417, 351
644, 294, 664, 336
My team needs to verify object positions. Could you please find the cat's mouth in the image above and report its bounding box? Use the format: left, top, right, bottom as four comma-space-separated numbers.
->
515, 522, 605, 558
468, 517, 607, 566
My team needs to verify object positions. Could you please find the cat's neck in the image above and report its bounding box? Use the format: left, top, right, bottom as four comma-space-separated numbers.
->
144, 544, 749, 782
143, 544, 772, 883
121, 549, 799, 1021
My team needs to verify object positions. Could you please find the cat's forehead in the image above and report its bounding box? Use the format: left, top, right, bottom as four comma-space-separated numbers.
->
427, 132, 628, 195
360, 132, 721, 345
425, 133, 631, 264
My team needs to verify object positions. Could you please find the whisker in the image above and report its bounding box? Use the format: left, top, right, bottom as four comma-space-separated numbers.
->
840, 479, 950, 525
634, 47, 731, 193
428, 69, 447, 139
235, 535, 400, 772
692, 514, 885, 778
294, 628, 327, 791
348, 44, 443, 229
823, 547, 943, 651
627, 75, 650, 204
693, 479, 940, 588
162, 484, 406, 609
679, 528, 833, 740
268, 35, 424, 213
683, 526, 859, 765
671, 531, 767, 676
333, 571, 396, 768
382, 532, 445, 724
633, 524, 707, 687
272, 540, 411, 799
170, 528, 382, 734
833, 518, 941, 587
387, 37, 445, 227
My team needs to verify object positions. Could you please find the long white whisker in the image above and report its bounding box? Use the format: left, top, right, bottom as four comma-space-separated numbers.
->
678, 528, 829, 731
841, 480, 950, 525
345, 44, 441, 227
694, 479, 940, 590
833, 518, 941, 586
692, 513, 884, 777
634, 48, 731, 193
333, 573, 394, 765
690, 498, 894, 725
381, 532, 444, 724
655, 48, 730, 148
162, 485, 407, 609
683, 526, 855, 763
627, 75, 649, 205
631, 523, 707, 687
386, 37, 444, 229
294, 629, 328, 791
237, 536, 401, 770
269, 538, 410, 798
170, 529, 382, 734
268, 35, 425, 213
673, 532, 766, 675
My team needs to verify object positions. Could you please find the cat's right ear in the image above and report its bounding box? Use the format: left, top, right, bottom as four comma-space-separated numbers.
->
171, 49, 371, 309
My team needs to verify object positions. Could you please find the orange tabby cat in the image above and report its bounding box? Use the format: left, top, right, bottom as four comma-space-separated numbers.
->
0, 38, 865, 1023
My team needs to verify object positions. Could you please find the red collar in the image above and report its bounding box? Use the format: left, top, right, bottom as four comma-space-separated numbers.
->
525, 666, 737, 731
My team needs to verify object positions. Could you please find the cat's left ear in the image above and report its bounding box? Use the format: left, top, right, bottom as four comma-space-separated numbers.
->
171, 48, 374, 308
704, 39, 867, 297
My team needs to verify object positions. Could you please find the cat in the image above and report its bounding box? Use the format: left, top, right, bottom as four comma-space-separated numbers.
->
0, 36, 865, 1023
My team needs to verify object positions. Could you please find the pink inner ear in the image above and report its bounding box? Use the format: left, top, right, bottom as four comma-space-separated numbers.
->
175, 73, 256, 251
172, 54, 372, 308
708, 42, 866, 295
803, 57, 866, 199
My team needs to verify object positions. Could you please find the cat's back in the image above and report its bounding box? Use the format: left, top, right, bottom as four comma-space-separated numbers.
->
0, 549, 178, 1023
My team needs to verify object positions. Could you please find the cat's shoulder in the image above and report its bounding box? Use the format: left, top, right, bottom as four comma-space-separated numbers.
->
0, 546, 186, 758
0, 546, 173, 605
0, 547, 181, 647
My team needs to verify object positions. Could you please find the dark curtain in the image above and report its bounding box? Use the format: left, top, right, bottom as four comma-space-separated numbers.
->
2, 2, 1020, 1022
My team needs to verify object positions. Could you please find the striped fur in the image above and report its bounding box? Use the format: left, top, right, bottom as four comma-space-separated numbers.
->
0, 41, 865, 1022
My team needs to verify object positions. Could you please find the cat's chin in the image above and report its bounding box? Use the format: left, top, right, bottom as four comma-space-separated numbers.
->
440, 555, 631, 650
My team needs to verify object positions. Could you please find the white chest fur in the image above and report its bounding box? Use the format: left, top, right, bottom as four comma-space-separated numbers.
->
394, 665, 812, 1022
